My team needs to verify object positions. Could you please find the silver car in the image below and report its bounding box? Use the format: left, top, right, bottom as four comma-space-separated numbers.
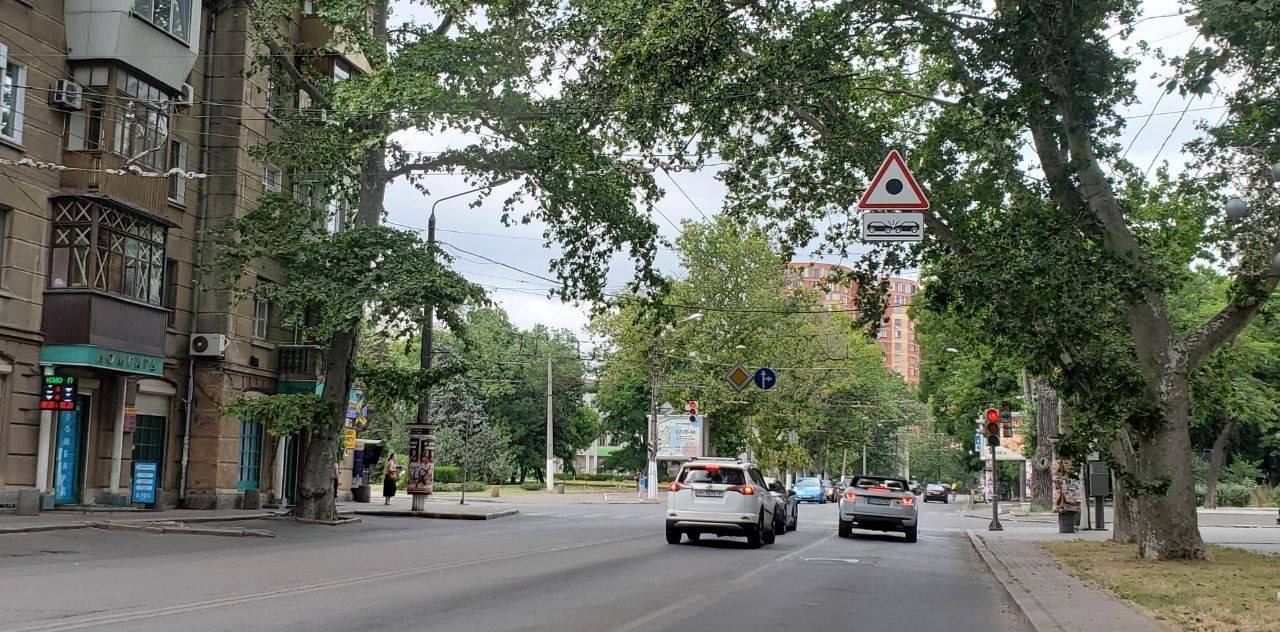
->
764, 476, 798, 533
837, 475, 918, 542
666, 458, 779, 548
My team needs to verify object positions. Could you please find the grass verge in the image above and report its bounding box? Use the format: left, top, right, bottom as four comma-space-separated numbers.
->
1042, 540, 1280, 632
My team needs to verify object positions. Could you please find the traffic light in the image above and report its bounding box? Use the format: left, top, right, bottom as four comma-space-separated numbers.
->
983, 408, 1001, 438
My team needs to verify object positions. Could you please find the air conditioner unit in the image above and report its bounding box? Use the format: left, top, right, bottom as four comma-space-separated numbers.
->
50, 80, 83, 110
174, 83, 195, 109
189, 333, 229, 358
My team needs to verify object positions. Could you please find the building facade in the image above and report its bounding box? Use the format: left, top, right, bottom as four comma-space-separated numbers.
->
0, 2, 358, 509
784, 262, 921, 384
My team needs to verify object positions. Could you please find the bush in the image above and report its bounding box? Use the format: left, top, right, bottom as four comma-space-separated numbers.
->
1195, 484, 1206, 506
563, 472, 631, 482
434, 466, 461, 484
436, 481, 486, 493
1221, 459, 1263, 487
1269, 486, 1280, 507
1217, 483, 1253, 507
521, 481, 544, 491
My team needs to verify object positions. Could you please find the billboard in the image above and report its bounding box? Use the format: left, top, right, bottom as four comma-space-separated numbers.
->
656, 415, 703, 460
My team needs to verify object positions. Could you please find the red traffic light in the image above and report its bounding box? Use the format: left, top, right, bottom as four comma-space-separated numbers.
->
984, 408, 1000, 423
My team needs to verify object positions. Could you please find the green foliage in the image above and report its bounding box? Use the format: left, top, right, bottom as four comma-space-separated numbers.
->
436, 482, 488, 493
1222, 459, 1264, 487
433, 466, 462, 485
223, 394, 331, 437
520, 481, 545, 491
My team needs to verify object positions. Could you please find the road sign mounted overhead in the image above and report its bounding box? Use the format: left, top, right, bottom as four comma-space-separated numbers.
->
861, 212, 924, 242
725, 365, 752, 392
752, 367, 777, 390
858, 150, 929, 210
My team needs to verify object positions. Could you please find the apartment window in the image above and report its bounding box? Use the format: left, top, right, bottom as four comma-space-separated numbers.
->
894, 329, 902, 339
333, 62, 350, 82
894, 342, 903, 350
164, 258, 179, 325
262, 166, 283, 194
167, 139, 188, 204
0, 206, 8, 278
0, 45, 26, 145
804, 267, 821, 278
253, 296, 270, 339
877, 328, 887, 338
133, 0, 193, 42
114, 70, 170, 170
302, 0, 318, 15
49, 198, 168, 305
266, 63, 288, 117
825, 292, 840, 302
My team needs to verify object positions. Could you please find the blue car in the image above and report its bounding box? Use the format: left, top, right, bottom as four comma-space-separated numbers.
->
792, 477, 826, 503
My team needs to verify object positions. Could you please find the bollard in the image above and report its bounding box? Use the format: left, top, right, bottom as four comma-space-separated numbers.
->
490, 485, 500, 498
242, 488, 262, 510
16, 489, 41, 516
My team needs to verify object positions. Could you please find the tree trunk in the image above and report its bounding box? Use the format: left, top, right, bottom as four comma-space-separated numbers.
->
292, 326, 358, 520
1030, 378, 1058, 511
1203, 420, 1236, 510
1110, 432, 1139, 544
1132, 374, 1208, 560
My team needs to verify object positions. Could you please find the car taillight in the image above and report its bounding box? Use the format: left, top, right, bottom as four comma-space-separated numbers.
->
669, 482, 688, 492
900, 496, 915, 506
843, 492, 857, 502
728, 485, 755, 495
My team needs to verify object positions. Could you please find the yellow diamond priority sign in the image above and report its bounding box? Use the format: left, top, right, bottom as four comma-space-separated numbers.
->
725, 365, 752, 392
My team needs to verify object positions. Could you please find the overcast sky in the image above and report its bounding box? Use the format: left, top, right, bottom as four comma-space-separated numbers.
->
382, 0, 1215, 342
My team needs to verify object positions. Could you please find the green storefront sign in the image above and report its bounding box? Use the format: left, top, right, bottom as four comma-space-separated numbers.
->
40, 345, 164, 377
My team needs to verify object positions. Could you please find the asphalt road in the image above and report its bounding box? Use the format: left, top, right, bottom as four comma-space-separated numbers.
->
0, 499, 1027, 632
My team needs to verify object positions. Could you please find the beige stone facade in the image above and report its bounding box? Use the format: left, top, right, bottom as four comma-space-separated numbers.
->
0, 3, 342, 510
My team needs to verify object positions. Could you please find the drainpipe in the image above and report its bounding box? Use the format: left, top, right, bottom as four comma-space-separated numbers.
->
180, 6, 220, 504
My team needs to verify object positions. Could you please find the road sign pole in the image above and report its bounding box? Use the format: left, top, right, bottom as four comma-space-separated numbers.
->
647, 343, 659, 501
989, 440, 1003, 531
546, 352, 554, 493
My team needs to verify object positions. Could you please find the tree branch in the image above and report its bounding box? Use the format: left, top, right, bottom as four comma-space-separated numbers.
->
260, 35, 329, 109
888, 0, 980, 39
1186, 238, 1280, 367
855, 86, 961, 109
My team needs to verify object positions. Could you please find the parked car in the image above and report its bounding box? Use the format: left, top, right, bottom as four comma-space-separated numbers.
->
792, 477, 826, 503
923, 483, 949, 503
838, 475, 919, 542
764, 477, 798, 533
822, 478, 836, 502
666, 458, 778, 548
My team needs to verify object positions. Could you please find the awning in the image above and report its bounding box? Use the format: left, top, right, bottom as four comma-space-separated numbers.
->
40, 344, 164, 377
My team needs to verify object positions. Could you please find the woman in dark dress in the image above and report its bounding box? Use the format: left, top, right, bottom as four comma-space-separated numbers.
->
383, 455, 399, 505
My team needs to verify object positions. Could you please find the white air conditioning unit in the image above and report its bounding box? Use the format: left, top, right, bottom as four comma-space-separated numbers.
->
174, 83, 195, 109
50, 80, 83, 110
190, 333, 229, 358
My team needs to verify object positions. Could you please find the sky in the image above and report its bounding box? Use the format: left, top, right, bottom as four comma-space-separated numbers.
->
381, 0, 1217, 342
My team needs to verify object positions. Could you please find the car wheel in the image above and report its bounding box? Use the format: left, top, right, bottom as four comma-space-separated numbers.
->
763, 513, 777, 545
838, 519, 852, 539
746, 521, 763, 549
773, 511, 786, 535
788, 512, 797, 532
904, 524, 918, 543
944, 497, 949, 504
666, 527, 682, 545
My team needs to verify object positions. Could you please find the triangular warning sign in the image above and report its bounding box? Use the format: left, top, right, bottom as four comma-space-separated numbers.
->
857, 150, 929, 210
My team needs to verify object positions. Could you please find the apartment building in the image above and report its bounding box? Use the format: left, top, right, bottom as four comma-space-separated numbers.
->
0, 2, 362, 510
783, 262, 922, 384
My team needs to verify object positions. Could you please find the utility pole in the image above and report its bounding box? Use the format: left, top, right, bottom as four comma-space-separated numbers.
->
862, 444, 867, 475
647, 341, 659, 501
840, 448, 847, 480
546, 350, 554, 492
408, 210, 438, 512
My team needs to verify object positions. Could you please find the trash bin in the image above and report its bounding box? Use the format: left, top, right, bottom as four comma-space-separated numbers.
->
555, 483, 566, 494
1058, 510, 1077, 533
353, 484, 371, 503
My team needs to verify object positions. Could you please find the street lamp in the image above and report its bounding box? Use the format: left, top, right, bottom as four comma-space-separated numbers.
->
1225, 197, 1249, 221
648, 311, 704, 500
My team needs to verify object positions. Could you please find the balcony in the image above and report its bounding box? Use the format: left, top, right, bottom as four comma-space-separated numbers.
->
42, 290, 168, 358
65, 1, 199, 91
277, 345, 325, 393
299, 14, 373, 73
61, 153, 171, 213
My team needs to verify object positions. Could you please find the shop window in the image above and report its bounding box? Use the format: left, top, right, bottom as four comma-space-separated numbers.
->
49, 198, 168, 305
237, 419, 263, 491
0, 44, 26, 145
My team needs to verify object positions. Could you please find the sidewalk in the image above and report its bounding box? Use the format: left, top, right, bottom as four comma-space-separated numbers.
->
0, 507, 285, 535
350, 495, 517, 520
969, 531, 1165, 632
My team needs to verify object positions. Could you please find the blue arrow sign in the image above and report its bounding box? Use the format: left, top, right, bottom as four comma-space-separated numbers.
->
753, 367, 777, 390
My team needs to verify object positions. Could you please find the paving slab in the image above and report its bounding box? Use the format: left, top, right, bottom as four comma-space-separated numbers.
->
968, 531, 1165, 632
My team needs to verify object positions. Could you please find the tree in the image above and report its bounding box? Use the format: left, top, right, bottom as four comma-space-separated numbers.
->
562, 1, 1280, 560
225, 0, 669, 519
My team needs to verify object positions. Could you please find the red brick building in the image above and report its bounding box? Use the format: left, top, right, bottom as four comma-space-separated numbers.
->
784, 263, 921, 385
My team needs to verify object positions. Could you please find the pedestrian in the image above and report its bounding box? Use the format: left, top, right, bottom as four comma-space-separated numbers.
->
332, 461, 340, 501
638, 470, 647, 498
383, 454, 399, 505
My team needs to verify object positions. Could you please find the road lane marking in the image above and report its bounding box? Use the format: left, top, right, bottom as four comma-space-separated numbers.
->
803, 557, 859, 564
729, 532, 834, 586
0, 532, 657, 632
606, 593, 708, 632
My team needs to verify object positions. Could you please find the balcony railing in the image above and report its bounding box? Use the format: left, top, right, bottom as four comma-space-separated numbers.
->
42, 290, 168, 357
278, 344, 325, 380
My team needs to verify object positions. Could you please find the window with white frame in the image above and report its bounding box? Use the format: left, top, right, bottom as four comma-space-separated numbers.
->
133, 0, 194, 42
262, 166, 283, 194
114, 70, 170, 170
167, 139, 187, 204
253, 296, 270, 339
0, 45, 26, 145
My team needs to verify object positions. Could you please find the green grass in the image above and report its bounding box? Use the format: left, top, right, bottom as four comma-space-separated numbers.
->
1043, 540, 1280, 632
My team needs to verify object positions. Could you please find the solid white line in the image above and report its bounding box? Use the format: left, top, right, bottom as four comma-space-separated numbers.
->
1, 532, 656, 632
606, 593, 708, 632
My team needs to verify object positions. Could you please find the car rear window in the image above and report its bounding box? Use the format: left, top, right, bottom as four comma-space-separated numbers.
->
795, 478, 819, 486
680, 467, 745, 485
854, 477, 907, 491
927, 484, 944, 491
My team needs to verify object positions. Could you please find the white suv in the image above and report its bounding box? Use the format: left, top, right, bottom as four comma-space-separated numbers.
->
665, 458, 778, 548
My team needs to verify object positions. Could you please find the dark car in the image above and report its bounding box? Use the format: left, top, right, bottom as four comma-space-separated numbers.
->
924, 483, 949, 503
865, 221, 893, 234
822, 478, 836, 502
895, 221, 921, 234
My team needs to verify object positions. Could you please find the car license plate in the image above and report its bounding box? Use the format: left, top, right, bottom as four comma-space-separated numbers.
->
695, 489, 723, 498
866, 497, 891, 506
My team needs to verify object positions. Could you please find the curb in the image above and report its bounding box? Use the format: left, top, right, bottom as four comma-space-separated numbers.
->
966, 531, 1062, 632
352, 508, 518, 521
0, 523, 91, 535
